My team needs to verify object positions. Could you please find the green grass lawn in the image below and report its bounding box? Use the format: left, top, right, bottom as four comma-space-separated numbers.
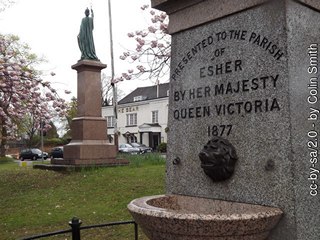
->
0, 154, 166, 240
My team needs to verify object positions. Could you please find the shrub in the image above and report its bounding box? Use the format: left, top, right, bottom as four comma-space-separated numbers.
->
44, 138, 69, 146
157, 142, 167, 153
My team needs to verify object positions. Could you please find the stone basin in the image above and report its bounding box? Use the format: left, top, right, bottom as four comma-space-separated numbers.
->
128, 194, 283, 240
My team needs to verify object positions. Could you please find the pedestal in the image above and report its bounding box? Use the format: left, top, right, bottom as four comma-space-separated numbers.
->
152, 0, 320, 239
59, 60, 117, 165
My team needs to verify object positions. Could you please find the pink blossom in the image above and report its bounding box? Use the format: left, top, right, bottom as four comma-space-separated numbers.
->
160, 23, 168, 31
151, 41, 158, 48
131, 55, 138, 61
113, 77, 124, 83
141, 4, 149, 10
22, 71, 30, 77
111, 78, 119, 83
148, 26, 157, 33
160, 13, 167, 19
52, 102, 58, 108
127, 32, 135, 38
137, 65, 146, 72
122, 73, 132, 80
8, 71, 16, 76
49, 88, 56, 93
135, 37, 145, 46
42, 81, 51, 87
45, 92, 52, 98
13, 65, 21, 71
11, 75, 19, 81
136, 45, 142, 52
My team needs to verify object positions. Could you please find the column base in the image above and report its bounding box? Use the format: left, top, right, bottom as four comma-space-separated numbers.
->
53, 141, 121, 166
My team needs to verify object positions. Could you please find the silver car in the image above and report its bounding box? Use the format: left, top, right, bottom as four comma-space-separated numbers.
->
129, 143, 153, 154
118, 144, 140, 154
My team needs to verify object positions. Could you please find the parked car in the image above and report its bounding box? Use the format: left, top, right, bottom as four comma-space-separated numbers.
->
129, 143, 153, 154
50, 146, 63, 159
19, 148, 48, 161
118, 143, 140, 154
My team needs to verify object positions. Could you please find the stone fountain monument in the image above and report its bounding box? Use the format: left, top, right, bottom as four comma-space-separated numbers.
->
128, 0, 320, 239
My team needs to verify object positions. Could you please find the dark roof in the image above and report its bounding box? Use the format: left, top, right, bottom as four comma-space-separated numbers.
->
118, 83, 169, 105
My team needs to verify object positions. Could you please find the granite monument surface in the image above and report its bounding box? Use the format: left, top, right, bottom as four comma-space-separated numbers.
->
151, 0, 320, 239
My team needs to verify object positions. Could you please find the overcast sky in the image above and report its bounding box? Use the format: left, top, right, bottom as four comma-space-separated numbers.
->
1, 0, 153, 100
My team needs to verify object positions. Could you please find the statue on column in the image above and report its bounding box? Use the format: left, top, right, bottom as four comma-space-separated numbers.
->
78, 8, 99, 60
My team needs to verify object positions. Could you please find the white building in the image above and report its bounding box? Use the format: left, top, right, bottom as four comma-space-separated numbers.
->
102, 83, 169, 150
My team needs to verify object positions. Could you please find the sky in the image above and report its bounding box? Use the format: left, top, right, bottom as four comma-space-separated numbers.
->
0, 0, 154, 101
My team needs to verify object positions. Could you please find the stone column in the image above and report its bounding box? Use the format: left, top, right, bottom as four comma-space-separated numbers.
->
61, 60, 117, 165
152, 0, 320, 239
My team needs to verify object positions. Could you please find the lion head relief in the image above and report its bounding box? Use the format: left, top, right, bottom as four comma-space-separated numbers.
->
198, 136, 238, 182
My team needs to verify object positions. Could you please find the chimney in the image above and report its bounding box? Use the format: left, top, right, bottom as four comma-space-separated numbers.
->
156, 79, 160, 98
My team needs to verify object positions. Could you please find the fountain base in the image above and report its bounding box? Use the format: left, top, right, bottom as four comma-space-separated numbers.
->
128, 194, 283, 240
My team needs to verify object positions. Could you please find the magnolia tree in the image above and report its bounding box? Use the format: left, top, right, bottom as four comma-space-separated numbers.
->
114, 4, 170, 84
0, 34, 68, 156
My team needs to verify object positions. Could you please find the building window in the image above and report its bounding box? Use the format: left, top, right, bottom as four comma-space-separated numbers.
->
126, 113, 137, 126
129, 135, 137, 143
106, 116, 115, 128
152, 111, 158, 123
133, 96, 142, 102
133, 95, 147, 102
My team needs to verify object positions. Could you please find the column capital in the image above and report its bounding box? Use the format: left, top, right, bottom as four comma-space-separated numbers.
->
72, 60, 107, 72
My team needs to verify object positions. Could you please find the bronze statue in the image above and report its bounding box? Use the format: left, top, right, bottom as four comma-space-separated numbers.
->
199, 136, 238, 181
78, 8, 98, 60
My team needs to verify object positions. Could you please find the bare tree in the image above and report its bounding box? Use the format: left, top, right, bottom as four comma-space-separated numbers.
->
101, 72, 124, 106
